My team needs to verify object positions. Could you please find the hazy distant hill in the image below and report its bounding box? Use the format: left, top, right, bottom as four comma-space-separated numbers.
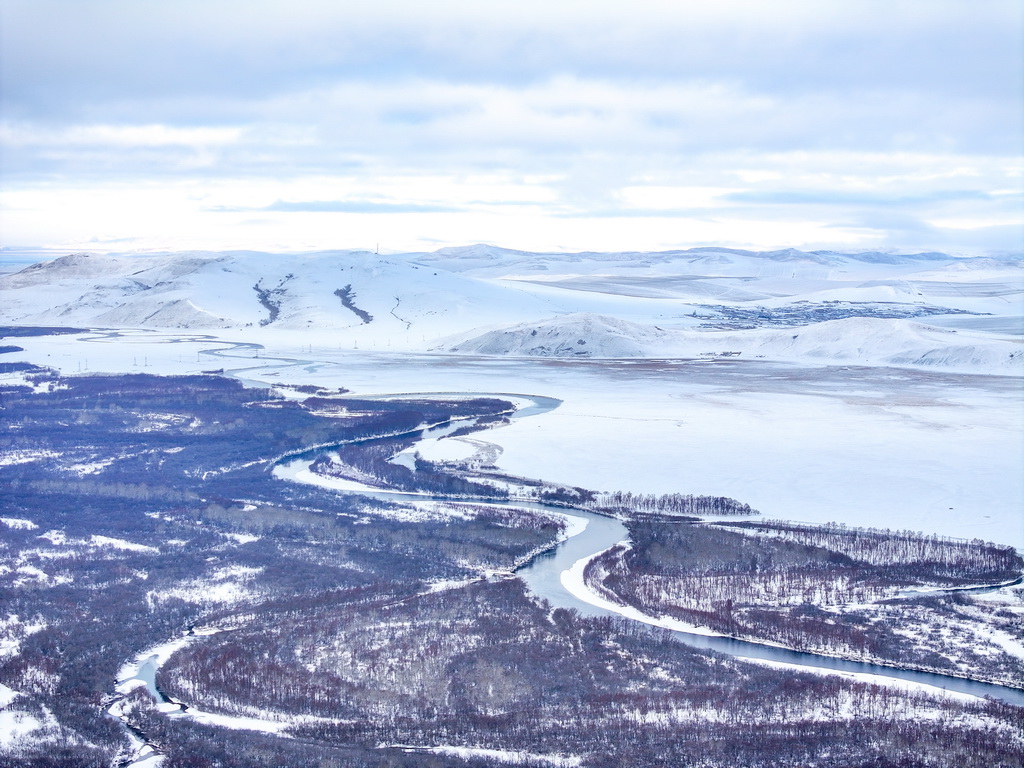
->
1, 246, 1021, 372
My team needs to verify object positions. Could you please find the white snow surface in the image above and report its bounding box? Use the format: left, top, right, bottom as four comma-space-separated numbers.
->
0, 450, 60, 467
416, 745, 581, 767
0, 615, 47, 660
147, 566, 263, 608
739, 658, 984, 702
444, 313, 673, 358
116, 635, 197, 691
0, 683, 19, 708
1, 246, 1020, 372
561, 544, 721, 637
90, 535, 160, 553
0, 709, 46, 748
2, 246, 1022, 553
28, 530, 158, 555
444, 313, 1024, 372
4, 248, 1021, 751
0, 518, 38, 530
7, 325, 1023, 550
0, 249, 557, 339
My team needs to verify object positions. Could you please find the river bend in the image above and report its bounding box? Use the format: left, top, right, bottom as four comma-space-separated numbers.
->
275, 394, 1024, 706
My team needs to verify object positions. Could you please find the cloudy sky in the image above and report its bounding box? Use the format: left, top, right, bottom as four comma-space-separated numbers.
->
1, 0, 1021, 254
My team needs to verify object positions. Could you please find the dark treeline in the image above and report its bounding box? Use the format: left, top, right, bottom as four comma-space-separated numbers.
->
592, 490, 757, 518
252, 275, 292, 326
588, 520, 1024, 686
317, 443, 600, 507
160, 577, 1024, 768
2, 373, 513, 485
0, 370, 558, 765
725, 519, 1022, 582
317, 440, 514, 498
2, 368, 1022, 766
334, 284, 373, 324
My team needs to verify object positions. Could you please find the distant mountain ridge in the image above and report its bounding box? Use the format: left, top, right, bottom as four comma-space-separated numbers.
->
1, 246, 1020, 373
414, 244, 967, 272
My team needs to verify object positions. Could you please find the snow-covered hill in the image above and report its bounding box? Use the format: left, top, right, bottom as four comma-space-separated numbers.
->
441, 313, 675, 358
1, 246, 1020, 372
726, 317, 1024, 371
0, 250, 556, 339
444, 313, 1024, 372
414, 244, 958, 280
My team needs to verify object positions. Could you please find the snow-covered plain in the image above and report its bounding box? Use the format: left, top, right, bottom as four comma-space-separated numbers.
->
1, 246, 1022, 550
2, 246, 1023, 768
2, 246, 1022, 371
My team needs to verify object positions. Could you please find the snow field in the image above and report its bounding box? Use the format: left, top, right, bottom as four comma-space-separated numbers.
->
2, 247, 1021, 372
7, 329, 1021, 550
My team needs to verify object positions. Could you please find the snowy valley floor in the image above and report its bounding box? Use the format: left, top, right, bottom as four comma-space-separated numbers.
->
2, 327, 1024, 768
8, 327, 1024, 551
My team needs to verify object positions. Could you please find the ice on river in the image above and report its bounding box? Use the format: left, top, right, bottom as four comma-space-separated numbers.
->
6, 330, 1023, 550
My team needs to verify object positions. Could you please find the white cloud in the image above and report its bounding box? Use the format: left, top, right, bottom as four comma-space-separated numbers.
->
927, 216, 1023, 231
618, 186, 743, 211
1, 123, 242, 147
0, 0, 1020, 254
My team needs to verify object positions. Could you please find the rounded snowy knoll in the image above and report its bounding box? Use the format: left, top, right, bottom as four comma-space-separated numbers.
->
441, 313, 675, 358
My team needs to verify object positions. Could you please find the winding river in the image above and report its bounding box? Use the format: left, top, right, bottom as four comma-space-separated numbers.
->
105, 336, 1022, 765
516, 507, 1024, 705
273, 393, 1024, 706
